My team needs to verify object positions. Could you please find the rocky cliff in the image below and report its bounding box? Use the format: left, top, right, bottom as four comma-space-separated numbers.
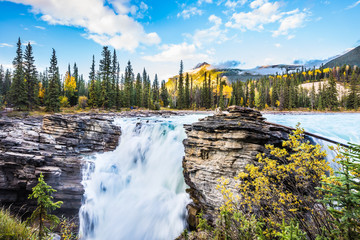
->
0, 114, 121, 217
183, 106, 290, 228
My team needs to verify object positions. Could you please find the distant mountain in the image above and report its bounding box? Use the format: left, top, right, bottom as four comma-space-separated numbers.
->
324, 46, 360, 68
166, 45, 360, 87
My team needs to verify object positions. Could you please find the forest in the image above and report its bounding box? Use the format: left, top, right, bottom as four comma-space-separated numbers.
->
1, 37, 359, 113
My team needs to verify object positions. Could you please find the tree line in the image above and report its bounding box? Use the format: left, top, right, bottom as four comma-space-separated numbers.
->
1, 38, 359, 112
0, 38, 169, 112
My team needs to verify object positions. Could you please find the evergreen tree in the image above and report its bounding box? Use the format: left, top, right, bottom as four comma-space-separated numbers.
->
45, 49, 61, 112
152, 74, 159, 103
347, 71, 358, 110
135, 73, 142, 107
327, 74, 338, 110
10, 38, 27, 110
3, 69, 11, 103
27, 173, 63, 240
219, 80, 224, 110
23, 42, 38, 109
142, 68, 150, 108
110, 49, 118, 108
185, 73, 190, 108
249, 81, 255, 108
115, 63, 121, 109
160, 80, 169, 107
319, 144, 360, 239
177, 60, 184, 109
124, 60, 134, 108
0, 65, 4, 97
99, 46, 112, 108
88, 55, 97, 108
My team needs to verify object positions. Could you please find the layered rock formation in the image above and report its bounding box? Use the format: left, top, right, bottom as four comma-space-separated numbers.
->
0, 114, 120, 217
183, 106, 290, 228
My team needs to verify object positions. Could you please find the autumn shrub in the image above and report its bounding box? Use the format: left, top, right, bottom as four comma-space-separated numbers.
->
78, 96, 88, 109
59, 96, 69, 108
203, 125, 334, 239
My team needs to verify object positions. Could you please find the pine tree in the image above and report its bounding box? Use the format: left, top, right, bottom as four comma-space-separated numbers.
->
99, 46, 112, 108
115, 63, 121, 109
23, 42, 38, 109
160, 80, 169, 107
0, 65, 4, 97
347, 71, 358, 110
124, 60, 134, 108
10, 38, 27, 110
88, 55, 97, 108
327, 74, 338, 110
185, 73, 190, 108
142, 68, 150, 108
249, 81, 255, 108
3, 69, 11, 103
45, 49, 60, 112
152, 74, 159, 104
110, 49, 118, 108
219, 80, 224, 110
319, 144, 360, 239
27, 173, 63, 240
135, 73, 142, 107
177, 60, 184, 109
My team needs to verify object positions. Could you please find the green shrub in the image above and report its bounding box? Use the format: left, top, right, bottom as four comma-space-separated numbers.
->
78, 96, 88, 109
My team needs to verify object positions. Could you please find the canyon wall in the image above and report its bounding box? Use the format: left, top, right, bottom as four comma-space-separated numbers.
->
182, 107, 290, 228
0, 114, 120, 217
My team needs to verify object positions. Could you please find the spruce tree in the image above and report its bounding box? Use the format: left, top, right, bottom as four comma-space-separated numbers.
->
124, 61, 134, 108
23, 42, 38, 109
45, 49, 60, 112
3, 69, 11, 103
88, 55, 97, 108
142, 68, 150, 108
10, 38, 27, 110
177, 60, 184, 109
327, 74, 338, 110
135, 73, 142, 107
219, 80, 224, 110
99, 46, 112, 108
347, 71, 358, 110
110, 49, 118, 108
27, 173, 63, 240
249, 81, 255, 108
0, 65, 3, 97
115, 63, 121, 109
160, 80, 169, 107
185, 73, 190, 108
152, 74, 159, 104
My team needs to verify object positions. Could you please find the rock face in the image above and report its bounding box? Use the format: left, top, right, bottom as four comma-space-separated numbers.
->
182, 106, 290, 228
0, 114, 120, 217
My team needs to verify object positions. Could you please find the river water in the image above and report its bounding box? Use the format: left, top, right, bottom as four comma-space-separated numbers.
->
79, 113, 360, 240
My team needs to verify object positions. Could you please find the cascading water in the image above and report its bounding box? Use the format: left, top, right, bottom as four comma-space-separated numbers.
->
79, 115, 207, 240
79, 113, 360, 239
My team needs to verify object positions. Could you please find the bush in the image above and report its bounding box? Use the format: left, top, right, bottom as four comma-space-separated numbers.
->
59, 96, 69, 108
0, 207, 36, 240
78, 96, 88, 109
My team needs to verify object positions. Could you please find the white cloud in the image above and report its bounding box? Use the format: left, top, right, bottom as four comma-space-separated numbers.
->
142, 42, 209, 62
0, 43, 13, 47
225, 0, 281, 31
226, 0, 310, 37
191, 15, 228, 47
22, 40, 37, 46
274, 43, 281, 48
6, 0, 160, 52
177, 7, 203, 19
346, 0, 360, 9
273, 11, 307, 37
35, 25, 45, 30
197, 0, 213, 5
225, 0, 247, 8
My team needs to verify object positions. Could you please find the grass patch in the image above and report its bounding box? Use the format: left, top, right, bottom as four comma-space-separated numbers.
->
0, 207, 37, 240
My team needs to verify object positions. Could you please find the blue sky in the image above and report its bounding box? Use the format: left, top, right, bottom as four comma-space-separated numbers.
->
0, 0, 359, 81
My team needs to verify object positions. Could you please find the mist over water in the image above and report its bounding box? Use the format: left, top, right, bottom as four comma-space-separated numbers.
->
79, 115, 207, 240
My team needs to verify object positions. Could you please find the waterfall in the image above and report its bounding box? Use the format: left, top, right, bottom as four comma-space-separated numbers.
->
79, 115, 206, 240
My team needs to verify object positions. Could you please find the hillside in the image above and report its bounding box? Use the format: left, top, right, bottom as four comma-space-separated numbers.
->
324, 45, 360, 68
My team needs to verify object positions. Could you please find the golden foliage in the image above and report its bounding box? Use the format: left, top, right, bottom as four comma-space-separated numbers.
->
64, 72, 77, 94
